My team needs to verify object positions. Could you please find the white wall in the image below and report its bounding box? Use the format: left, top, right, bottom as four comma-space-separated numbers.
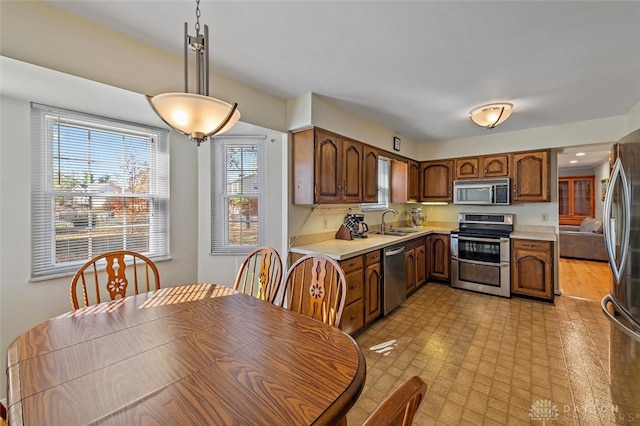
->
0, 63, 200, 397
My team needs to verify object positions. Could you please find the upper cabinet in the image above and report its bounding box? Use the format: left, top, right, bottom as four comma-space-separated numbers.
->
362, 145, 379, 203
408, 160, 420, 201
292, 128, 363, 204
455, 154, 510, 180
419, 160, 453, 202
512, 150, 550, 202
390, 160, 409, 203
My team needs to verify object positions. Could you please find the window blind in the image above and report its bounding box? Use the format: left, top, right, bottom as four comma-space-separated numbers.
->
31, 103, 170, 278
211, 137, 266, 254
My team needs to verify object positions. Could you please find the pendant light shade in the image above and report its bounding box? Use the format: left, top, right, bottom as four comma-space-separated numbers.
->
147, 93, 240, 142
148, 0, 240, 146
469, 103, 513, 129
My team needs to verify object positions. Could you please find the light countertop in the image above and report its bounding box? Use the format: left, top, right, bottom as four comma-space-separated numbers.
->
510, 231, 557, 241
290, 226, 454, 260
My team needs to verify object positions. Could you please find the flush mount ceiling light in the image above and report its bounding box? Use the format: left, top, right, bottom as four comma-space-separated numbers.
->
469, 103, 513, 129
147, 0, 240, 146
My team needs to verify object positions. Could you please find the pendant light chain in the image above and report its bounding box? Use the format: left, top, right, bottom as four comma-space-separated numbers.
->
194, 0, 201, 36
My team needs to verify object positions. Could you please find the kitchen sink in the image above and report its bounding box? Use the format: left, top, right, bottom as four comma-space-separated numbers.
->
375, 230, 414, 236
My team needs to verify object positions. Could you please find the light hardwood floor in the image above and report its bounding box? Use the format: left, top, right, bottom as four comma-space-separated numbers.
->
559, 257, 611, 301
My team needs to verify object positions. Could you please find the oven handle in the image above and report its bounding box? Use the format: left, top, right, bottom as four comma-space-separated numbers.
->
457, 236, 509, 244
452, 256, 509, 268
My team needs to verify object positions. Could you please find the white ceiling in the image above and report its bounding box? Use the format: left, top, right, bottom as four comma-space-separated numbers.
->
45, 1, 640, 145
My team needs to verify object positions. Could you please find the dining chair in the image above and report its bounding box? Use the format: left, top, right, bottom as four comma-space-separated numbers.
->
70, 250, 160, 309
233, 246, 283, 303
362, 376, 427, 426
278, 253, 347, 327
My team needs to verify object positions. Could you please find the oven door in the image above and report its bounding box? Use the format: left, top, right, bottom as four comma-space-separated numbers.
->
451, 235, 511, 297
456, 236, 509, 263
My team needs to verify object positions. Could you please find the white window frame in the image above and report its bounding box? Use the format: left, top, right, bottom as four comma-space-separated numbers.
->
211, 137, 266, 255
362, 156, 390, 211
31, 103, 170, 279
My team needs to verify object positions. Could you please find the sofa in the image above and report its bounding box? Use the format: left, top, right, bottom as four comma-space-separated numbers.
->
559, 217, 607, 262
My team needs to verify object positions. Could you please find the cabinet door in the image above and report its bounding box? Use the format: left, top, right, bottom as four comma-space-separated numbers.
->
419, 160, 453, 202
416, 243, 426, 287
390, 160, 408, 203
405, 248, 416, 295
429, 235, 450, 281
408, 160, 419, 201
512, 151, 550, 202
314, 131, 342, 203
342, 139, 363, 203
365, 261, 381, 324
511, 240, 553, 301
455, 157, 479, 179
362, 145, 378, 203
481, 154, 509, 178
559, 176, 595, 225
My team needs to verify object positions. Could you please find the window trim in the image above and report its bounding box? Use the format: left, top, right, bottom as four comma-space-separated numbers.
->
31, 103, 170, 279
210, 136, 266, 255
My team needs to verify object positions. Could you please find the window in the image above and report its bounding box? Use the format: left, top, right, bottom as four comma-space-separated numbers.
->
362, 156, 390, 211
31, 103, 169, 278
211, 138, 265, 254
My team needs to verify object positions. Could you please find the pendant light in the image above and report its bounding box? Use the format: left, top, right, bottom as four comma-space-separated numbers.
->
147, 0, 240, 146
469, 103, 513, 129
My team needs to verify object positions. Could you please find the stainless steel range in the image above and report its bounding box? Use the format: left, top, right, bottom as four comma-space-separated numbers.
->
451, 212, 513, 297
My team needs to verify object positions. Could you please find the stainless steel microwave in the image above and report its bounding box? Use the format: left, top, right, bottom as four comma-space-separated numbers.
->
453, 178, 510, 205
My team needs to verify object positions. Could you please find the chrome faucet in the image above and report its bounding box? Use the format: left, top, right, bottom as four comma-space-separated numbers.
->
381, 208, 399, 234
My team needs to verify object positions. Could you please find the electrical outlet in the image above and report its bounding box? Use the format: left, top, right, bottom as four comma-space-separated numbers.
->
322, 217, 328, 229
541, 213, 548, 222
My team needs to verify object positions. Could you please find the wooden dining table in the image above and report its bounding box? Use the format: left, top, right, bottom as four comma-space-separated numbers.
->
6, 284, 366, 425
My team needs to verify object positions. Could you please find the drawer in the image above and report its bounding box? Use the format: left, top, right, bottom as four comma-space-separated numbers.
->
344, 270, 364, 305
341, 299, 364, 335
512, 239, 552, 251
340, 255, 364, 273
405, 236, 426, 250
365, 250, 381, 265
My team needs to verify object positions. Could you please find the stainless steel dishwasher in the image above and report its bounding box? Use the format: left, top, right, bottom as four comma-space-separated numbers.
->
383, 244, 406, 315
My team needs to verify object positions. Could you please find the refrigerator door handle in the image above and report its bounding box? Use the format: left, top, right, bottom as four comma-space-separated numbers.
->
601, 294, 640, 342
603, 157, 630, 284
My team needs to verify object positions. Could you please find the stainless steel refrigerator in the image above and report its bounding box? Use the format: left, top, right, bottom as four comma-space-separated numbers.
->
602, 127, 640, 418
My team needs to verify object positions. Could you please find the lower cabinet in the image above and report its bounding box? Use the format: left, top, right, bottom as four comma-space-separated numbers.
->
364, 250, 382, 324
340, 255, 365, 335
340, 249, 382, 335
511, 239, 554, 301
405, 237, 426, 296
428, 234, 450, 282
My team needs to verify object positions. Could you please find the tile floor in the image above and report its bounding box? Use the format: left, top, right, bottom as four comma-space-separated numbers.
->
346, 283, 638, 425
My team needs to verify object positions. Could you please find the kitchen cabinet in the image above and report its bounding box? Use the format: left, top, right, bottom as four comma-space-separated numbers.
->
408, 160, 420, 201
419, 160, 453, 202
405, 247, 416, 295
559, 176, 595, 226
512, 150, 550, 202
390, 159, 409, 203
292, 128, 363, 204
455, 155, 509, 179
364, 250, 382, 324
363, 145, 379, 203
405, 237, 426, 295
511, 239, 554, 301
428, 234, 450, 282
340, 255, 365, 335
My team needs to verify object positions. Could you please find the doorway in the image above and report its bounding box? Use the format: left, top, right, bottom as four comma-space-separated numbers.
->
556, 143, 613, 300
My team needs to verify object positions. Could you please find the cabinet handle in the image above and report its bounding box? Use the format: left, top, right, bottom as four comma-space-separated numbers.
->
349, 285, 356, 290
484, 168, 488, 174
